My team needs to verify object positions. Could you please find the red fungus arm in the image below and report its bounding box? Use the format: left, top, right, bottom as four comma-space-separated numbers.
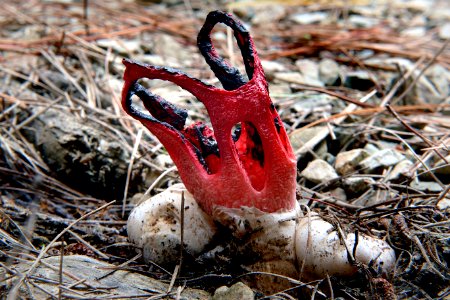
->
122, 11, 297, 215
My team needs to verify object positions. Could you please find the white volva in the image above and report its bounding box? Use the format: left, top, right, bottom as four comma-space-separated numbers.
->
128, 184, 396, 279
295, 212, 396, 278
127, 184, 216, 264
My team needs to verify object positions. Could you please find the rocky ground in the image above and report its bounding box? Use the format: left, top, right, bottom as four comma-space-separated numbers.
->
0, 0, 449, 299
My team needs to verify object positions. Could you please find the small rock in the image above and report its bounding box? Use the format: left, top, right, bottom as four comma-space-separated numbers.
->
348, 15, 378, 28
344, 71, 376, 91
301, 159, 339, 184
268, 82, 291, 98
421, 64, 450, 103
434, 155, 450, 182
387, 160, 413, 181
213, 282, 254, 300
437, 198, 450, 211
155, 153, 173, 168
359, 149, 406, 173
439, 23, 450, 39
364, 143, 379, 155
401, 27, 426, 37
335, 149, 370, 175
396, 0, 432, 12
261, 60, 287, 78
327, 187, 347, 202
290, 92, 335, 112
319, 59, 340, 86
410, 180, 443, 192
290, 12, 328, 25
289, 126, 328, 153
3, 255, 209, 299
152, 34, 192, 65
137, 54, 165, 66
252, 5, 286, 25
273, 72, 305, 85
129, 192, 146, 206
152, 87, 196, 104
97, 39, 141, 54
343, 176, 376, 196
295, 59, 323, 86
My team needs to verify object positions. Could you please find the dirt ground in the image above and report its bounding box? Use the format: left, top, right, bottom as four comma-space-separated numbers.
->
0, 0, 449, 299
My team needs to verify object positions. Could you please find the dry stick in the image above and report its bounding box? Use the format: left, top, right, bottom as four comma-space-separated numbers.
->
386, 104, 448, 163
378, 57, 426, 107
365, 124, 445, 188
291, 89, 375, 156
142, 166, 177, 198
83, 0, 89, 35
58, 237, 64, 300
167, 265, 179, 295
2, 249, 95, 289
0, 208, 36, 251
179, 191, 185, 268
390, 40, 449, 106
96, 253, 141, 280
77, 50, 98, 108
289, 83, 374, 108
167, 192, 185, 295
67, 230, 109, 259
104, 47, 122, 117
122, 128, 143, 218
301, 103, 450, 131
7, 200, 115, 300
395, 215, 446, 279
9, 98, 64, 133
40, 50, 88, 100
436, 184, 450, 204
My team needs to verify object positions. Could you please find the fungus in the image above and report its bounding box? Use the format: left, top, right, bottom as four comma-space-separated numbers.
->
123, 10, 395, 280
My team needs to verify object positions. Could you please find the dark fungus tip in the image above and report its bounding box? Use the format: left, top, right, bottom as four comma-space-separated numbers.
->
197, 10, 255, 91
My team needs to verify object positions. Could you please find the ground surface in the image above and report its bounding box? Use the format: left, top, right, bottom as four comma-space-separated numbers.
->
0, 0, 449, 299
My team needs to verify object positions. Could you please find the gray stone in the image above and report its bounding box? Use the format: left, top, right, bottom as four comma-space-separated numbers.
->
301, 159, 339, 184
295, 59, 323, 86
364, 144, 380, 155
290, 92, 335, 112
343, 176, 376, 195
335, 149, 370, 175
433, 155, 450, 179
261, 60, 287, 78
2, 255, 209, 299
359, 149, 406, 173
327, 187, 347, 202
410, 180, 444, 192
97, 39, 141, 54
437, 198, 450, 211
289, 126, 328, 152
213, 282, 254, 300
396, 0, 433, 12
439, 23, 450, 39
290, 12, 328, 25
268, 82, 291, 98
152, 34, 193, 66
348, 15, 378, 28
387, 160, 413, 181
274, 72, 305, 85
21, 108, 144, 200
137, 54, 165, 66
319, 59, 340, 86
252, 5, 286, 25
422, 65, 450, 103
401, 27, 426, 37
344, 71, 376, 91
